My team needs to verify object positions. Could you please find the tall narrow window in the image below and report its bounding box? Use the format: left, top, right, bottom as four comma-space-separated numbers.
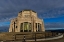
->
36, 23, 37, 28
38, 23, 39, 31
20, 23, 23, 32
24, 22, 28, 32
35, 23, 37, 32
14, 22, 15, 32
38, 23, 41, 32
29, 23, 31, 32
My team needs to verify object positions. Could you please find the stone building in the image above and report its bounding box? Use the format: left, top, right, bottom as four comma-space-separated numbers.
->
9, 9, 45, 32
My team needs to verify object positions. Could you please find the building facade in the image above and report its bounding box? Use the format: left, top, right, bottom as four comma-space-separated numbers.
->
9, 9, 45, 32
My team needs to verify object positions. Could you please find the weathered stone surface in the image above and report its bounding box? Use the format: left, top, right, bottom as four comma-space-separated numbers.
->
9, 9, 45, 32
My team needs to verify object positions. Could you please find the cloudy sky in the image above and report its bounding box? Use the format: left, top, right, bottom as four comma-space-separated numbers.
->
0, 0, 64, 32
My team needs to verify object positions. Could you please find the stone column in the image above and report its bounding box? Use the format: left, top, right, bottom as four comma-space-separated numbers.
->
31, 17, 33, 32
23, 23, 24, 32
28, 23, 29, 32
34, 23, 36, 32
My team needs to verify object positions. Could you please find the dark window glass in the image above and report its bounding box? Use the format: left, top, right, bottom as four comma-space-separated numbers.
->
36, 23, 37, 32
20, 30, 23, 32
38, 23, 40, 31
29, 30, 31, 32
36, 23, 37, 28
24, 30, 28, 32
14, 22, 15, 28
20, 23, 23, 32
29, 23, 31, 30
29, 23, 31, 32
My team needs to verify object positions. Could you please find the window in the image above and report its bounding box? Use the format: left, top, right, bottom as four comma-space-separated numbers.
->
24, 22, 28, 32
20, 23, 23, 32
14, 22, 15, 29
35, 23, 37, 28
20, 22, 32, 32
35, 23, 37, 31
38, 23, 40, 31
29, 23, 31, 32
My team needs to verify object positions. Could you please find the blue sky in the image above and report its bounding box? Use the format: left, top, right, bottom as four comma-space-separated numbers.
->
0, 0, 64, 31
44, 16, 64, 23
